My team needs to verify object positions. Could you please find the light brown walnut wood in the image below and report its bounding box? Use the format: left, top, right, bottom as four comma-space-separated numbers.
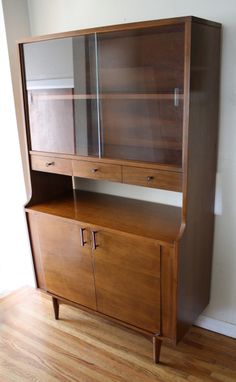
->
72, 159, 122, 182
29, 150, 182, 172
52, 297, 59, 320
177, 19, 221, 342
0, 287, 235, 382
35, 214, 97, 310
161, 246, 178, 341
25, 190, 182, 244
153, 335, 162, 363
25, 171, 73, 208
18, 16, 221, 366
123, 165, 182, 192
31, 154, 72, 176
18, 16, 220, 45
94, 230, 161, 332
27, 212, 46, 290
28, 89, 75, 154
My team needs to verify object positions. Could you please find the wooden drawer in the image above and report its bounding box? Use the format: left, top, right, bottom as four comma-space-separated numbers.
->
123, 166, 182, 192
31, 155, 72, 176
72, 160, 122, 182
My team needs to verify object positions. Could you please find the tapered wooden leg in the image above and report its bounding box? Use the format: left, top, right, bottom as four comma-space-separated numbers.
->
52, 297, 59, 320
152, 335, 162, 364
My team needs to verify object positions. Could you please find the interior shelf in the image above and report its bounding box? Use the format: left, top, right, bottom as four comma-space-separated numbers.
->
26, 190, 182, 244
102, 138, 182, 150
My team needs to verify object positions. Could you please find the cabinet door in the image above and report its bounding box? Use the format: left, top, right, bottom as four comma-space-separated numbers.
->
36, 214, 96, 309
23, 35, 98, 156
93, 230, 161, 332
97, 23, 185, 165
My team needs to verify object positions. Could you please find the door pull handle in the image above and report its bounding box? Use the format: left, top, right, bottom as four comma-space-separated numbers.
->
80, 228, 86, 246
91, 231, 98, 250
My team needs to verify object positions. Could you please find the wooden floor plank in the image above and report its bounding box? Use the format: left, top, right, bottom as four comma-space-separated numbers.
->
0, 287, 236, 382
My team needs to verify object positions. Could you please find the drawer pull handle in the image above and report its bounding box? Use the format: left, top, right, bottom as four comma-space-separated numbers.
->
80, 228, 86, 247
174, 87, 179, 107
91, 230, 97, 250
45, 161, 55, 167
147, 176, 154, 181
92, 168, 98, 173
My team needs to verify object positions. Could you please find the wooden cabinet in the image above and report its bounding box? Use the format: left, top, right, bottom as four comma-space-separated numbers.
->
19, 16, 221, 363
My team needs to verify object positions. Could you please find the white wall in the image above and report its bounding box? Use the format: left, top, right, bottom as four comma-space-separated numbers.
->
3, 0, 235, 334
0, 0, 35, 295
24, 38, 74, 89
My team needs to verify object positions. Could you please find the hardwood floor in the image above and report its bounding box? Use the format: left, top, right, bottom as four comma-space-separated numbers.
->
0, 287, 236, 382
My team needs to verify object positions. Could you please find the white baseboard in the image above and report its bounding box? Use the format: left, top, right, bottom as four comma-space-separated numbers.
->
195, 315, 236, 338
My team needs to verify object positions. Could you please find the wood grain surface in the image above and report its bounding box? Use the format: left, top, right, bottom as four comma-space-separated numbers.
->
31, 154, 73, 176
72, 160, 122, 182
35, 214, 97, 310
0, 287, 235, 382
17, 16, 220, 44
28, 89, 75, 155
94, 230, 161, 332
123, 166, 182, 192
177, 20, 221, 342
25, 190, 182, 244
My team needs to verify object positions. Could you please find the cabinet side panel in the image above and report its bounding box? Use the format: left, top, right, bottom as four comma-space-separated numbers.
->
177, 22, 221, 341
26, 212, 46, 290
161, 246, 177, 342
26, 171, 73, 207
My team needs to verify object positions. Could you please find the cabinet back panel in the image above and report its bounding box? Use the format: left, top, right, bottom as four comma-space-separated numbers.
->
98, 24, 185, 93
28, 89, 75, 154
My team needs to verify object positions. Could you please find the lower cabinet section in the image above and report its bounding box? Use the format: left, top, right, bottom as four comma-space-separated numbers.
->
27, 212, 163, 334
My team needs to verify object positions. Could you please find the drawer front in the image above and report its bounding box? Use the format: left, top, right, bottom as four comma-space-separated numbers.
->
73, 160, 122, 182
123, 166, 182, 192
31, 155, 72, 176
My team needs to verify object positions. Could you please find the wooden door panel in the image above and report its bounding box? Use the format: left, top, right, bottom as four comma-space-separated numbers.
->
36, 214, 96, 309
94, 231, 161, 332
98, 24, 184, 165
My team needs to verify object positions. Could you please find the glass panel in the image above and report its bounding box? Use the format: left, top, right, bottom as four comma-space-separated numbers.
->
23, 35, 98, 156
97, 24, 185, 166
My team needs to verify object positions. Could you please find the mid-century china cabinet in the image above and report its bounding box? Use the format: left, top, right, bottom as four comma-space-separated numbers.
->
18, 16, 221, 363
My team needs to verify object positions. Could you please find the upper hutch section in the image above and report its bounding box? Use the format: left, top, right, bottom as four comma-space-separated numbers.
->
22, 22, 184, 166
19, 16, 221, 193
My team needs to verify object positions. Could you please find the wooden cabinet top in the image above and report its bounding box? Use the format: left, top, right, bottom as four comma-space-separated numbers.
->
18, 16, 221, 44
26, 190, 182, 244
